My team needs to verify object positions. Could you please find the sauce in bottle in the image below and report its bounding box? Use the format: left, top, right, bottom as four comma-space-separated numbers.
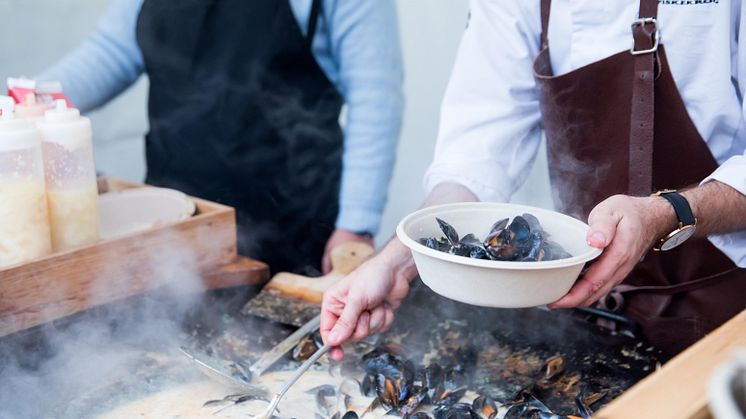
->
37, 100, 99, 252
0, 95, 52, 267
14, 94, 47, 121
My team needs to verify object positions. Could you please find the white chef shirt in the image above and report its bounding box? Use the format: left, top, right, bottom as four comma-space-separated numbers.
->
425, 0, 746, 267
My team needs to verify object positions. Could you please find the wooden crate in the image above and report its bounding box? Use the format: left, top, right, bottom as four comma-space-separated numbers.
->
0, 178, 268, 337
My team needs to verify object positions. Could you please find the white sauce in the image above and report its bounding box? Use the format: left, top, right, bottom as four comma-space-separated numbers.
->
0, 179, 52, 267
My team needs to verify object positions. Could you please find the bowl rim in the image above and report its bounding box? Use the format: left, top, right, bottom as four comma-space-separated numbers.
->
99, 186, 197, 216
396, 202, 602, 270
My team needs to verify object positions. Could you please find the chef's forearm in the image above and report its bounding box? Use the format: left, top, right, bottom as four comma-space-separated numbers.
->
382, 182, 479, 283
681, 180, 746, 236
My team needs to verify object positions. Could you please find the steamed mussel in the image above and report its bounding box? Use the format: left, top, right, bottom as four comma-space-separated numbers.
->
418, 215, 571, 262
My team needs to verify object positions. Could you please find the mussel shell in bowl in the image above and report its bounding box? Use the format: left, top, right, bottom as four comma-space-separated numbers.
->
396, 202, 602, 308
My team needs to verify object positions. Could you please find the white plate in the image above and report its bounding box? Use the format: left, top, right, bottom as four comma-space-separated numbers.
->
396, 202, 602, 308
98, 187, 197, 240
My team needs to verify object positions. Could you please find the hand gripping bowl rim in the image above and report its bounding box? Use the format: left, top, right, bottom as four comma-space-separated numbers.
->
396, 202, 602, 271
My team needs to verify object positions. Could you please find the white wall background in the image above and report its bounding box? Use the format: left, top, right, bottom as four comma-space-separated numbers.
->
0, 0, 552, 246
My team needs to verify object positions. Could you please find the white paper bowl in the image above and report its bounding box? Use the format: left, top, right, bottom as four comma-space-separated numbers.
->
396, 202, 602, 308
98, 187, 197, 240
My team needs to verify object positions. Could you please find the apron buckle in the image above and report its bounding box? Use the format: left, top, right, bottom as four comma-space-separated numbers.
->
630, 17, 660, 56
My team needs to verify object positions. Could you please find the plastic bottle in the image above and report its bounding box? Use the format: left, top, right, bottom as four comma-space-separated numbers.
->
0, 95, 52, 267
14, 94, 47, 121
37, 99, 99, 252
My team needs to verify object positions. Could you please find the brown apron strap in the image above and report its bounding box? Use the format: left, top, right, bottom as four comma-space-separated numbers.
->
600, 266, 740, 315
540, 0, 551, 48
628, 0, 659, 196
615, 267, 740, 295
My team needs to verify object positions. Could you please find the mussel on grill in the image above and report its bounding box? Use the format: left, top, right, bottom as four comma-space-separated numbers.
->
419, 215, 571, 262
293, 331, 324, 361
399, 386, 429, 416
421, 363, 443, 402
307, 384, 336, 417
433, 402, 480, 419
471, 395, 498, 419
331, 411, 359, 419
201, 392, 268, 412
543, 355, 565, 380
502, 386, 590, 419
360, 373, 377, 397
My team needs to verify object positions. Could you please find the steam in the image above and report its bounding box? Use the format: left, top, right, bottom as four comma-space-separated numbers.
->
546, 140, 611, 222
0, 233, 209, 419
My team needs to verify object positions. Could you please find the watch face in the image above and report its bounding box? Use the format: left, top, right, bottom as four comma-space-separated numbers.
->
660, 225, 696, 251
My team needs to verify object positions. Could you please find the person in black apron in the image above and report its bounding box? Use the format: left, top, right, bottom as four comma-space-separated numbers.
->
136, 0, 344, 274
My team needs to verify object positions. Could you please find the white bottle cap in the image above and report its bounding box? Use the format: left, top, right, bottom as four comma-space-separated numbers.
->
0, 95, 41, 152
44, 99, 80, 123
14, 94, 47, 120
37, 99, 91, 151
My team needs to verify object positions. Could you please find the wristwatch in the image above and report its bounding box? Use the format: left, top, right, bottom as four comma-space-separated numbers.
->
652, 190, 697, 251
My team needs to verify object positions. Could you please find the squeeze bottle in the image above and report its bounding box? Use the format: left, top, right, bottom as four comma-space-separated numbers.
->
0, 95, 52, 267
37, 100, 99, 252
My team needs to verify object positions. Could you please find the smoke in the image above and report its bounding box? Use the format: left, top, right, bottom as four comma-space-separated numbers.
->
546, 139, 611, 222
0, 232, 211, 419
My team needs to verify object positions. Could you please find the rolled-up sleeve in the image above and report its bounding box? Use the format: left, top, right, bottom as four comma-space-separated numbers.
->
37, 0, 145, 113
324, 0, 404, 235
702, 154, 746, 267
424, 0, 543, 203
700, 5, 746, 268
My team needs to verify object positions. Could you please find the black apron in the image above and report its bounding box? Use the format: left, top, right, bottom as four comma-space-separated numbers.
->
136, 0, 344, 274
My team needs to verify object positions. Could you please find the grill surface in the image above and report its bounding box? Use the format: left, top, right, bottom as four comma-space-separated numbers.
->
0, 279, 660, 418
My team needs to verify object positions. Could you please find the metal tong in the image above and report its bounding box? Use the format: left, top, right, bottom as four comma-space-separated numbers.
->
181, 314, 322, 393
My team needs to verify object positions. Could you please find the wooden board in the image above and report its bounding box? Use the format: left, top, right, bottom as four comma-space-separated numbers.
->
241, 241, 374, 326
0, 177, 269, 337
255, 241, 374, 305
596, 308, 746, 419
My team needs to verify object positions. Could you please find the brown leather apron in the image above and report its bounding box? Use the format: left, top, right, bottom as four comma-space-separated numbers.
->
533, 0, 746, 356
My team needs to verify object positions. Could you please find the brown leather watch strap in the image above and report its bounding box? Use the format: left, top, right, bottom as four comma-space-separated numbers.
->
628, 0, 659, 196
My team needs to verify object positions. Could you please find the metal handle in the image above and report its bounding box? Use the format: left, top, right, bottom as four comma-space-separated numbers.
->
259, 345, 331, 419
249, 314, 321, 377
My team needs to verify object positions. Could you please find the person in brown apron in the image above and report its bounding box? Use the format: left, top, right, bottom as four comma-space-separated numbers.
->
319, 0, 746, 360
534, 0, 746, 356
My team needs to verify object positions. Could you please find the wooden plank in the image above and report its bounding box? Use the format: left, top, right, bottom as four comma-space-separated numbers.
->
202, 256, 269, 289
596, 309, 746, 419
0, 177, 269, 337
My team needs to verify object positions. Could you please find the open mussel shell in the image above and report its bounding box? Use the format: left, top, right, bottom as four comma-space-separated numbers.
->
292, 331, 323, 361
436, 217, 461, 245
472, 395, 498, 419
